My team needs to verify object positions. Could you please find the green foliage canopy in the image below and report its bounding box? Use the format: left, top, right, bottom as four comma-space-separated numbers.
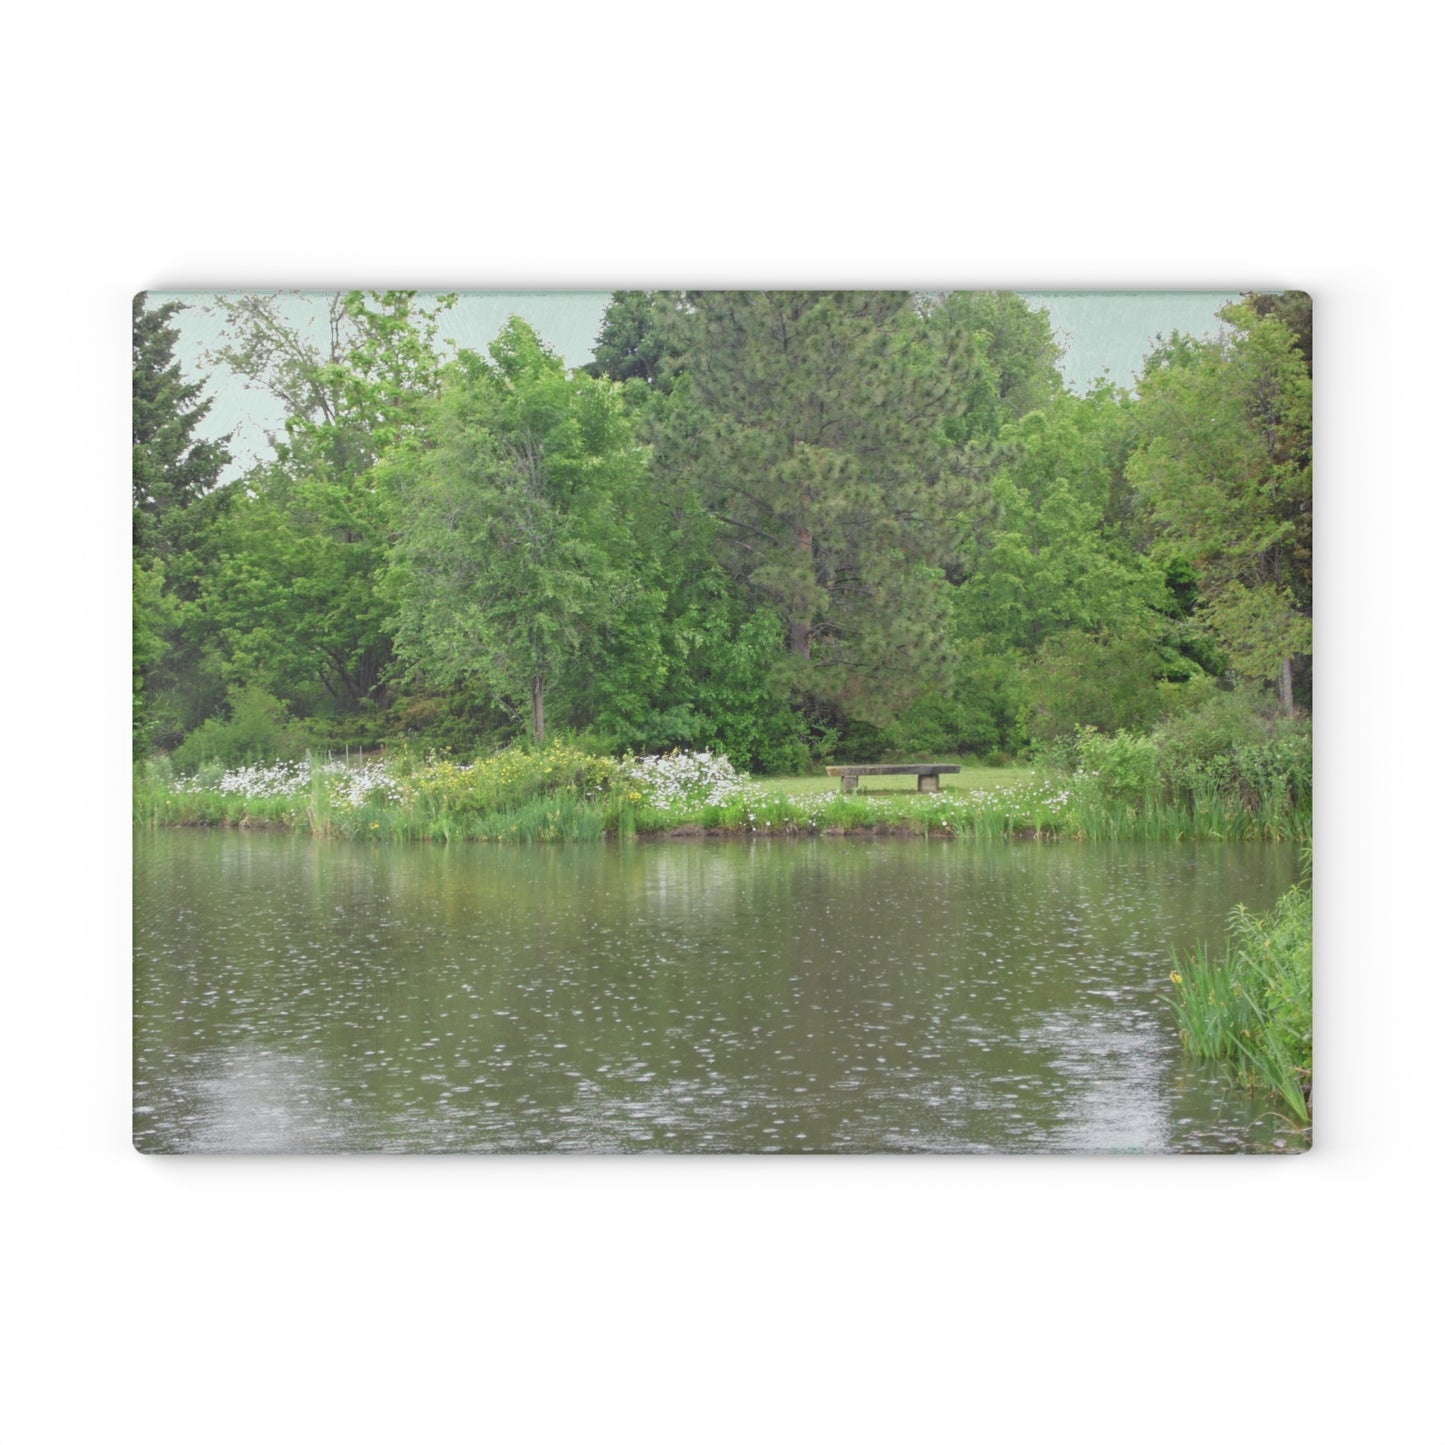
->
138, 289, 1313, 768
385, 319, 662, 744
200, 292, 455, 725
132, 293, 234, 751
651, 290, 1005, 724
1128, 303, 1312, 708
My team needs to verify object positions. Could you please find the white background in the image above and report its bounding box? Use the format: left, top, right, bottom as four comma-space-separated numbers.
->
5, 3, 1439, 1441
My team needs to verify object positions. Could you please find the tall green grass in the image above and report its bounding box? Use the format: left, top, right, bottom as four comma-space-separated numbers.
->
1051, 715, 1311, 841
1171, 860, 1313, 1124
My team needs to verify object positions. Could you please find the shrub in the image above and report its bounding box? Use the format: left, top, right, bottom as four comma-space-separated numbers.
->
1032, 688, 1311, 832
404, 741, 619, 819
1074, 725, 1161, 809
170, 684, 310, 771
1152, 689, 1269, 775
1153, 693, 1311, 813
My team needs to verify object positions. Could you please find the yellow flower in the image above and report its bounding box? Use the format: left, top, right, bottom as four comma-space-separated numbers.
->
1169, 971, 1183, 985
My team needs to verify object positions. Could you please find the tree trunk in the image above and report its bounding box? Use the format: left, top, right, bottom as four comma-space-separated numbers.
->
789, 616, 812, 658
1278, 655, 1294, 716
790, 527, 813, 658
531, 674, 546, 743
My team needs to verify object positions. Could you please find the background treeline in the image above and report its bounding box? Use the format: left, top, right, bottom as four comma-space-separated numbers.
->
133, 289, 1313, 774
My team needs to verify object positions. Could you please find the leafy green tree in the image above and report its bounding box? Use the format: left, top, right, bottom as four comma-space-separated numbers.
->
205, 290, 454, 455
945, 386, 1194, 742
956, 390, 1165, 651
928, 289, 1065, 449
1127, 304, 1312, 711
1243, 290, 1312, 375
385, 319, 662, 744
206, 466, 395, 720
132, 558, 172, 751
641, 569, 814, 771
201, 292, 455, 729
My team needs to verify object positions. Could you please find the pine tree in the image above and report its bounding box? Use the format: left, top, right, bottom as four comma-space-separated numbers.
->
132, 293, 233, 751
652, 291, 994, 724
132, 293, 231, 574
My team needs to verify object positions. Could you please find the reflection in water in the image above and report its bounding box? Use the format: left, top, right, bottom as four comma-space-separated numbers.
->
134, 833, 1303, 1153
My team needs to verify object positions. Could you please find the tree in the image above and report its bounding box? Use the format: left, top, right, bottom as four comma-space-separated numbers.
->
133, 293, 232, 565
132, 558, 172, 752
582, 289, 672, 389
207, 290, 456, 472
1243, 289, 1312, 375
955, 389, 1165, 653
650, 290, 1002, 725
1127, 304, 1312, 711
200, 291, 455, 727
926, 289, 1064, 448
386, 319, 661, 744
132, 293, 233, 751
944, 385, 1192, 742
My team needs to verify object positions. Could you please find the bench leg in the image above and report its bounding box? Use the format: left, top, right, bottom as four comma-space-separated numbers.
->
918, 773, 939, 793
841, 774, 858, 793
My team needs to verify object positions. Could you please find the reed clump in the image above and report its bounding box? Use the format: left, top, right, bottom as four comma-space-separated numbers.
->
1170, 855, 1313, 1124
1039, 709, 1311, 842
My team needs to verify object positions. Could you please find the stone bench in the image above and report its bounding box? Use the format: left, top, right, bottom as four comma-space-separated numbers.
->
825, 764, 962, 794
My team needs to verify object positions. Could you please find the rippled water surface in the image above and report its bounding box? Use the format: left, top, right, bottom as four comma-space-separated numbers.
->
134, 832, 1303, 1153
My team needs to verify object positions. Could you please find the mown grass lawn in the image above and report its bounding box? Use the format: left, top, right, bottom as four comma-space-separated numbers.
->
760, 765, 1040, 796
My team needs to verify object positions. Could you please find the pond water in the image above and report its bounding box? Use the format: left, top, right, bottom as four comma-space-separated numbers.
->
133, 831, 1304, 1154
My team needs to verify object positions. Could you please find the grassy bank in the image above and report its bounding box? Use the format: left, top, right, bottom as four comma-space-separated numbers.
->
134, 738, 1309, 844
1171, 861, 1313, 1125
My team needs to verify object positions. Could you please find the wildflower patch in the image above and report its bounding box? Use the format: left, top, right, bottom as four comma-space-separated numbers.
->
622, 750, 751, 811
